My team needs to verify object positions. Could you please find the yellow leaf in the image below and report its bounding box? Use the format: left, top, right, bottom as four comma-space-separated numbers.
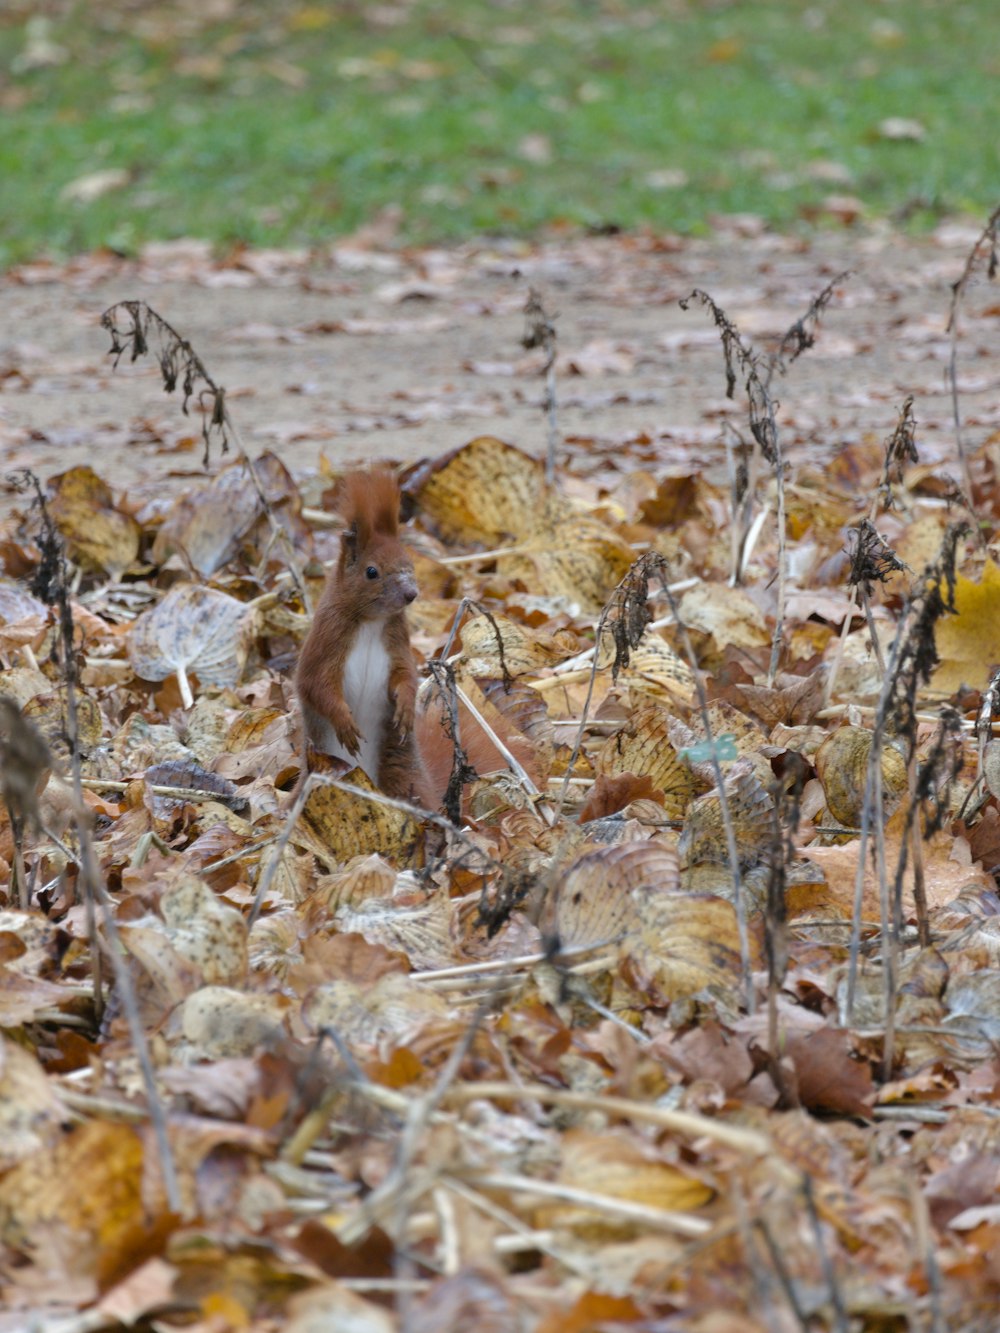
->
933, 560, 1000, 694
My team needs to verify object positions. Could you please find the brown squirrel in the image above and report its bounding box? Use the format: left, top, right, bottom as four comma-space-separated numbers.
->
295, 467, 425, 800
296, 467, 531, 809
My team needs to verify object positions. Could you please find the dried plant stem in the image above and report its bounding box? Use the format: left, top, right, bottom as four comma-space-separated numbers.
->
522, 287, 559, 483
442, 1081, 778, 1163
767, 445, 788, 688
338, 995, 495, 1255
469, 1171, 710, 1237
946, 203, 1000, 506
663, 585, 754, 1013
80, 776, 257, 804
101, 300, 312, 614
858, 586, 887, 676
246, 772, 316, 930
802, 1175, 849, 1333
442, 1176, 595, 1281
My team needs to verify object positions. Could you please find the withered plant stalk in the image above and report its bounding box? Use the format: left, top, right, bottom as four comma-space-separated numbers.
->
100, 300, 312, 614
683, 274, 848, 682
8, 470, 181, 1213
946, 202, 1000, 507
522, 287, 559, 484
566, 552, 754, 1010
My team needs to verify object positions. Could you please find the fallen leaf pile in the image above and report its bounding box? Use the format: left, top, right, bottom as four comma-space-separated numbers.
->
1, 235, 1000, 1332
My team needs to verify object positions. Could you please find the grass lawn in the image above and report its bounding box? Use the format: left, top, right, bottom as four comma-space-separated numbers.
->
0, 0, 997, 266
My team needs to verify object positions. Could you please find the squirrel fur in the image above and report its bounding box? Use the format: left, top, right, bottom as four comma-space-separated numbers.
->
296, 467, 424, 800
296, 467, 531, 809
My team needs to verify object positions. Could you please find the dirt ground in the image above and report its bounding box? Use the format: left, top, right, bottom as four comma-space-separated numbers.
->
1, 219, 998, 518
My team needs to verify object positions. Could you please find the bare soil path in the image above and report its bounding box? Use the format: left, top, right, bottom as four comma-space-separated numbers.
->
1, 221, 998, 515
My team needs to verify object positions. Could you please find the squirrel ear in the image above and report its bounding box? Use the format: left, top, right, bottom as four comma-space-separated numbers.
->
342, 523, 358, 564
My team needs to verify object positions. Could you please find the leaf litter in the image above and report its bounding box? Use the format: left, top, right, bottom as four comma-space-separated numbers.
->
0, 219, 998, 1329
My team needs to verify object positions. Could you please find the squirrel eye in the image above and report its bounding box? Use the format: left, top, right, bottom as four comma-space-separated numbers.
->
365, 565, 379, 580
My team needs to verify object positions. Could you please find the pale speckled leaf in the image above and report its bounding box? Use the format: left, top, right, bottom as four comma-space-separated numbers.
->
128, 584, 253, 706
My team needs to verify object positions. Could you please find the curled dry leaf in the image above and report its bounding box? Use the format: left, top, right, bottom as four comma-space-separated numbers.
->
550, 842, 681, 948
459, 613, 576, 678
411, 435, 573, 545
153, 451, 308, 578
619, 893, 746, 1005
537, 1128, 713, 1235
335, 888, 453, 970
678, 582, 769, 656
932, 560, 1000, 695
577, 771, 665, 823
162, 876, 249, 985
180, 985, 290, 1059
293, 770, 421, 868
47, 465, 140, 577
303, 971, 448, 1045
678, 763, 774, 870
497, 516, 635, 614
595, 700, 697, 818
608, 625, 695, 705
815, 726, 908, 827
128, 583, 254, 709
0, 1120, 168, 1287
144, 759, 247, 813
0, 1038, 66, 1169
23, 687, 103, 762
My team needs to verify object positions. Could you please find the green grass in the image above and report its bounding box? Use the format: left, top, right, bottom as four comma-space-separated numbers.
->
1, 0, 997, 266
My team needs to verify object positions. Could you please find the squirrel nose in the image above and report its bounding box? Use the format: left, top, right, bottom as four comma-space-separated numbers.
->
400, 574, 418, 604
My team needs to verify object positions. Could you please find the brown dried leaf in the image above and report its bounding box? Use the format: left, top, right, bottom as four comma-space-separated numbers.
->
302, 971, 447, 1045
47, 465, 140, 577
551, 842, 681, 948
678, 583, 769, 655
459, 613, 575, 678
815, 726, 908, 827
0, 1039, 66, 1169
621, 894, 745, 1005
595, 700, 696, 818
23, 687, 103, 762
785, 1026, 875, 1117
162, 876, 248, 985
294, 770, 421, 867
679, 763, 773, 869
497, 515, 635, 614
152, 451, 306, 577
0, 1120, 172, 1287
411, 435, 574, 545
577, 772, 665, 823
538, 1128, 713, 1234
180, 986, 290, 1059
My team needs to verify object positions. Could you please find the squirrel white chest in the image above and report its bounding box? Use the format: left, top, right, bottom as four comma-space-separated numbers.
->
340, 620, 391, 782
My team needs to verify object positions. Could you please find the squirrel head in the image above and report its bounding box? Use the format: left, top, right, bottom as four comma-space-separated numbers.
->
336, 468, 418, 619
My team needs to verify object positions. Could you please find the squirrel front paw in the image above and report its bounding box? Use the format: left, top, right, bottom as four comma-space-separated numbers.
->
392, 687, 416, 740
333, 712, 364, 757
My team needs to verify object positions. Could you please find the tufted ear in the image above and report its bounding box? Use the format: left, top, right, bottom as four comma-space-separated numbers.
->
336, 468, 399, 539
341, 521, 359, 567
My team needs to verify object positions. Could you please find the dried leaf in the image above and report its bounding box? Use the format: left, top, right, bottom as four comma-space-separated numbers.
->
128, 584, 253, 707
621, 894, 746, 1004
815, 726, 908, 826
595, 701, 697, 817
294, 770, 421, 867
47, 465, 140, 577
